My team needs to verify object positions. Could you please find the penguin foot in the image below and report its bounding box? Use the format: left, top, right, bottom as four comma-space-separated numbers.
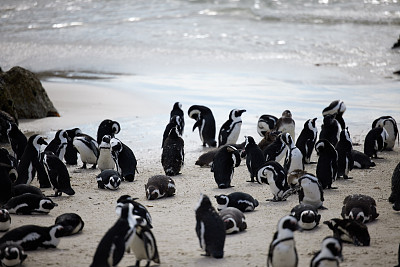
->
79, 163, 87, 169
91, 164, 97, 169
319, 206, 328, 210
343, 176, 353, 180
327, 186, 338, 189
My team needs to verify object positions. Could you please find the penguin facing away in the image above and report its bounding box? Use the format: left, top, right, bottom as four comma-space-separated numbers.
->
55, 213, 85, 236
389, 162, 400, 211
97, 135, 115, 171
188, 105, 217, 147
0, 151, 13, 203
43, 151, 75, 196
219, 207, 247, 234
0, 209, 11, 232
295, 118, 317, 164
257, 114, 278, 138
64, 127, 82, 165
6, 122, 27, 163
73, 133, 99, 169
336, 128, 354, 180
211, 145, 241, 189
145, 175, 176, 200
310, 236, 343, 267
372, 115, 398, 150
0, 243, 27, 267
364, 127, 388, 158
161, 127, 184, 176
290, 204, 321, 230
263, 133, 288, 163
315, 139, 338, 189
162, 115, 181, 148
44, 129, 70, 161
324, 218, 370, 246
96, 169, 122, 190
3, 193, 57, 215
341, 194, 379, 223
298, 173, 325, 210
110, 138, 138, 182
96, 119, 121, 144
244, 136, 265, 183
319, 114, 340, 147
214, 192, 259, 212
218, 109, 246, 147
170, 102, 185, 135
256, 161, 291, 202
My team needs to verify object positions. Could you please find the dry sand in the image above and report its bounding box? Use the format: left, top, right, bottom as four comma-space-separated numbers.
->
6, 81, 400, 267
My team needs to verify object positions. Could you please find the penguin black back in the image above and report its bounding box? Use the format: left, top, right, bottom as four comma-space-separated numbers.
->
244, 136, 265, 183
170, 102, 185, 135
96, 119, 121, 144
161, 127, 184, 176
364, 127, 388, 158
211, 145, 241, 189
389, 162, 400, 211
6, 122, 27, 162
295, 118, 317, 164
188, 105, 217, 147
64, 128, 82, 165
336, 128, 354, 179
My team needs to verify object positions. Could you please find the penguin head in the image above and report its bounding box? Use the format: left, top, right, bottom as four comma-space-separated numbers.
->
0, 209, 10, 221
277, 215, 301, 232
170, 115, 180, 125
223, 217, 237, 233
280, 133, 293, 147
39, 198, 57, 212
244, 136, 256, 148
145, 185, 160, 200
173, 102, 183, 111
214, 195, 229, 210
230, 109, 246, 120
349, 208, 365, 223
111, 121, 121, 136
300, 210, 316, 224
306, 118, 317, 129
322, 236, 343, 260
110, 138, 123, 153
281, 110, 292, 118
195, 193, 212, 212
99, 135, 112, 148
168, 126, 180, 139
0, 244, 27, 265
30, 134, 48, 151
56, 129, 70, 143
107, 175, 121, 190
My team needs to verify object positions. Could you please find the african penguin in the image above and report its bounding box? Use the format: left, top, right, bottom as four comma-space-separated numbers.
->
298, 173, 326, 210
110, 138, 138, 182
97, 135, 115, 171
195, 148, 218, 167
295, 118, 317, 164
282, 133, 304, 178
290, 204, 321, 230
116, 195, 153, 228
55, 213, 84, 236
195, 194, 226, 259
219, 207, 247, 234
211, 145, 241, 189
162, 115, 182, 148
319, 114, 341, 147
161, 127, 184, 176
267, 215, 300, 267
215, 192, 259, 212
44, 129, 69, 161
145, 175, 176, 200
324, 218, 370, 246
130, 222, 160, 267
6, 122, 27, 163
243, 136, 265, 183
188, 105, 217, 147
258, 130, 280, 151
12, 184, 44, 197
96, 169, 122, 190
273, 110, 296, 141
0, 243, 27, 267
389, 162, 400, 211
3, 193, 57, 215
43, 151, 75, 196
364, 127, 388, 158
64, 127, 82, 165
73, 133, 99, 169
170, 101, 185, 135
0, 209, 11, 232
372, 115, 398, 150
336, 128, 354, 180
0, 150, 13, 203
322, 100, 346, 130
315, 139, 338, 189
263, 133, 288, 163
257, 114, 278, 138
310, 236, 343, 267
256, 161, 291, 202
96, 119, 121, 145
218, 109, 246, 147
351, 149, 376, 169
341, 194, 379, 223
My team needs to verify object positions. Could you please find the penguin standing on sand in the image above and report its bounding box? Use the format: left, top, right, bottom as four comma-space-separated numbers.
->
145, 175, 176, 200
195, 194, 226, 259
96, 119, 121, 144
324, 218, 370, 246
0, 243, 27, 267
0, 209, 11, 232
290, 204, 321, 230
372, 116, 398, 150
389, 162, 400, 211
170, 102, 185, 135
351, 150, 376, 169
267, 215, 300, 267
319, 114, 341, 147
336, 128, 354, 179
162, 115, 181, 148
116, 195, 153, 228
3, 193, 57, 215
6, 122, 27, 163
322, 100, 346, 130
296, 118, 317, 164
341, 194, 379, 223
55, 213, 84, 236
219, 207, 247, 234
188, 105, 217, 147
130, 221, 160, 267
161, 127, 184, 176
263, 133, 288, 163
110, 138, 138, 181
315, 139, 338, 189
44, 129, 69, 161
218, 109, 246, 147
273, 110, 296, 141
257, 114, 278, 138
256, 161, 290, 202
73, 133, 99, 169
310, 236, 343, 267
211, 145, 241, 189
364, 127, 388, 158
0, 150, 14, 203
215, 192, 259, 212
96, 169, 122, 190
97, 135, 115, 171
43, 151, 75, 196
282, 133, 304, 177
244, 136, 265, 182
64, 128, 82, 165
298, 173, 325, 210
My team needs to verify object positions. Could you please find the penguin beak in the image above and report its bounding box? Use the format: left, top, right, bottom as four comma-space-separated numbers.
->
39, 138, 48, 146
238, 109, 246, 116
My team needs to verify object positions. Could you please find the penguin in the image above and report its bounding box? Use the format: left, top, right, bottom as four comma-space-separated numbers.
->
336, 128, 354, 179
0, 151, 14, 203
315, 139, 338, 189
256, 161, 291, 202
310, 236, 343, 267
3, 193, 57, 215
282, 133, 304, 178
267, 215, 300, 267
44, 129, 69, 161
290, 204, 321, 230
188, 105, 217, 147
96, 169, 122, 190
219, 207, 247, 234
211, 145, 241, 189
322, 100, 346, 130
6, 122, 27, 163
130, 222, 160, 267
195, 194, 226, 259
287, 169, 307, 191
195, 148, 218, 167
43, 151, 75, 196
351, 149, 376, 169
257, 114, 278, 138
218, 109, 246, 147
110, 138, 138, 182
55, 213, 84, 236
273, 110, 296, 141
372, 116, 399, 150
162, 115, 181, 148
258, 130, 280, 151
389, 162, 400, 211
319, 114, 340, 147
263, 133, 288, 163
364, 127, 389, 158
0, 224, 64, 250
96, 119, 121, 144
14, 134, 49, 187
145, 175, 176, 200
244, 136, 265, 182
396, 243, 400, 267
214, 192, 259, 212
0, 243, 27, 267
161, 127, 184, 176
64, 127, 82, 165
116, 195, 153, 228
0, 209, 11, 232
12, 184, 44, 197
341, 194, 379, 223
324, 218, 370, 246
73, 133, 99, 169
97, 135, 115, 171
298, 173, 325, 210
170, 102, 185, 135
295, 118, 317, 164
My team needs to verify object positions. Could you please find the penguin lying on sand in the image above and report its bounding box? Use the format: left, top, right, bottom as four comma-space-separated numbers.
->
341, 194, 379, 223
310, 236, 343, 267
0, 209, 11, 232
219, 207, 247, 234
389, 162, 400, 211
218, 109, 246, 147
324, 218, 370, 246
96, 169, 121, 190
195, 149, 218, 167
0, 243, 27, 267
215, 192, 258, 212
145, 175, 176, 200
3, 193, 57, 215
13, 184, 44, 197
188, 105, 217, 147
55, 213, 84, 236
290, 204, 321, 230
351, 150, 375, 169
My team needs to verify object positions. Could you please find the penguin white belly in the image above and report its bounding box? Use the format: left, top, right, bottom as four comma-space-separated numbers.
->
267, 176, 281, 198
0, 220, 11, 231
97, 148, 114, 171
288, 149, 303, 173
383, 123, 396, 149
199, 119, 205, 143
226, 122, 242, 145
2, 258, 21, 267
278, 124, 295, 141
302, 185, 322, 207
272, 241, 297, 267
58, 145, 67, 161
131, 234, 147, 260
73, 141, 97, 164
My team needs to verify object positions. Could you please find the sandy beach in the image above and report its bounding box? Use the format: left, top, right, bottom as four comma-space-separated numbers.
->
4, 81, 396, 267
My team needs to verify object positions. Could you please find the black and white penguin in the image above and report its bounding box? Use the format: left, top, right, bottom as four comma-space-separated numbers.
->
161, 127, 184, 176
282, 133, 304, 177
315, 139, 338, 189
256, 161, 291, 202
195, 148, 218, 167
295, 118, 317, 164
298, 173, 325, 210
130, 222, 160, 267
341, 194, 379, 223
218, 109, 246, 147
195, 194, 226, 259
55, 213, 84, 236
258, 130, 280, 151
290, 204, 321, 230
0, 243, 27, 267
336, 128, 354, 180
310, 236, 343, 267
3, 193, 57, 215
319, 114, 341, 147
12, 184, 44, 197
44, 129, 69, 161
0, 224, 64, 250
96, 169, 122, 190
0, 150, 14, 203
0, 209, 11, 232
110, 138, 138, 182
211, 145, 241, 189
257, 114, 278, 138
364, 127, 389, 158
273, 110, 296, 141
170, 101, 185, 135
73, 133, 99, 169
188, 105, 217, 147
214, 192, 259, 212
324, 218, 370, 246
116, 195, 153, 228
219, 207, 247, 234
372, 116, 398, 150
244, 136, 265, 182
97, 135, 115, 171
96, 119, 121, 145
162, 115, 181, 148
351, 149, 376, 169
145, 175, 176, 200
43, 151, 75, 196
267, 215, 300, 267
322, 100, 346, 130
6, 122, 27, 163
389, 162, 400, 211
263, 133, 288, 163
64, 127, 82, 165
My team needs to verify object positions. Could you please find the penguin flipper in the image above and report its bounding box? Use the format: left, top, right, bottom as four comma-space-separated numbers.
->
193, 120, 202, 132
